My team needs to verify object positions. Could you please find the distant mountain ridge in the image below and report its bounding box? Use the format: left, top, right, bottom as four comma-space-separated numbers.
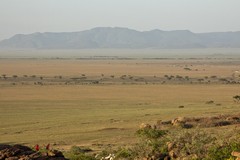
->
0, 27, 240, 49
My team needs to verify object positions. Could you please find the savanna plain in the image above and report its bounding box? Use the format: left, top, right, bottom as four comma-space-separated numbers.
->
0, 52, 240, 159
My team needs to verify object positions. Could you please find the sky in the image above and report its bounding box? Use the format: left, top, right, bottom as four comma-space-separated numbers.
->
0, 0, 240, 40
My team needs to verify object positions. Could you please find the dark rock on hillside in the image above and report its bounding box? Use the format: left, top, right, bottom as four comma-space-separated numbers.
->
0, 144, 68, 160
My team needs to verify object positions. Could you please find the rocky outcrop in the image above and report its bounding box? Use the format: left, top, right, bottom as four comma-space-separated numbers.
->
0, 144, 68, 160
139, 123, 152, 129
156, 114, 240, 129
232, 151, 240, 160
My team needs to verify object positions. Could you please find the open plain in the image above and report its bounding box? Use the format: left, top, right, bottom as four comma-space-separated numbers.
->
0, 55, 240, 151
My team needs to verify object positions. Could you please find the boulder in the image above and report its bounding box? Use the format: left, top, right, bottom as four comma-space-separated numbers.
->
139, 123, 152, 129
0, 144, 68, 160
232, 151, 240, 157
171, 117, 186, 126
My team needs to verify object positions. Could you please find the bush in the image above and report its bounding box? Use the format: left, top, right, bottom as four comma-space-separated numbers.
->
70, 146, 92, 155
168, 129, 216, 159
134, 128, 168, 159
207, 139, 240, 160
130, 139, 167, 159
136, 128, 167, 140
67, 154, 96, 160
115, 147, 135, 159
233, 95, 240, 103
65, 146, 95, 160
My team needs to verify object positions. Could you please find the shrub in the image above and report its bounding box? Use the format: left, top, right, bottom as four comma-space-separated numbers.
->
70, 146, 92, 155
207, 141, 240, 160
65, 146, 95, 160
115, 147, 135, 159
168, 129, 216, 159
184, 67, 191, 71
206, 100, 214, 104
233, 95, 240, 103
178, 105, 185, 108
136, 128, 167, 140
176, 75, 183, 79
67, 154, 96, 160
133, 128, 168, 159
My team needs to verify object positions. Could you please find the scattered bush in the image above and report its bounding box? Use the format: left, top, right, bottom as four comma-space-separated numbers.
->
233, 95, 240, 103
206, 100, 214, 104
184, 67, 191, 71
207, 138, 240, 160
136, 128, 167, 140
168, 129, 216, 159
64, 127, 240, 160
178, 105, 185, 108
66, 154, 96, 160
65, 146, 95, 160
185, 76, 189, 80
69, 146, 92, 155
115, 147, 135, 159
213, 120, 231, 127
176, 75, 183, 79
210, 75, 217, 78
133, 128, 168, 159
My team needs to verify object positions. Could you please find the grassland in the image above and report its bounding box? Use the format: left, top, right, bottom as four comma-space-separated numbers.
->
0, 57, 240, 151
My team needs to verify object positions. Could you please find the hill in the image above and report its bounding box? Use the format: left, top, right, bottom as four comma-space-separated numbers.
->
0, 27, 240, 49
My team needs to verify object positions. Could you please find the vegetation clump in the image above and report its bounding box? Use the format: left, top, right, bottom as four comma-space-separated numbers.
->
233, 95, 240, 103
65, 146, 96, 160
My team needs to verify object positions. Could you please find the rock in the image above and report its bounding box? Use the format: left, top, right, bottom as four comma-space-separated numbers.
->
171, 117, 186, 126
5, 157, 19, 160
47, 150, 64, 157
0, 144, 11, 151
12, 145, 32, 152
164, 156, 170, 160
0, 144, 68, 160
181, 154, 198, 160
166, 142, 174, 151
139, 123, 152, 129
232, 151, 240, 157
169, 150, 177, 159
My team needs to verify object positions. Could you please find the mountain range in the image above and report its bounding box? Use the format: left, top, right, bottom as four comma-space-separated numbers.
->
0, 27, 240, 49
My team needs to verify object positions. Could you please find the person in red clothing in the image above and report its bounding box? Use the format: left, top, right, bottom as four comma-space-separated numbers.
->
35, 144, 40, 151
46, 144, 50, 150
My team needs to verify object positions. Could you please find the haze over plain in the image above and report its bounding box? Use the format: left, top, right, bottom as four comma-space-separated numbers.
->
0, 0, 240, 41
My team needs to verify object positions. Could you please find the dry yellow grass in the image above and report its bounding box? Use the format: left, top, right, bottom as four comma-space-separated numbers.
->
0, 84, 240, 148
0, 59, 240, 150
0, 59, 239, 77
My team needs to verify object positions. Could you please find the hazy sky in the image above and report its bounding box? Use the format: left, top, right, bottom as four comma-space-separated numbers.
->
0, 0, 240, 40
